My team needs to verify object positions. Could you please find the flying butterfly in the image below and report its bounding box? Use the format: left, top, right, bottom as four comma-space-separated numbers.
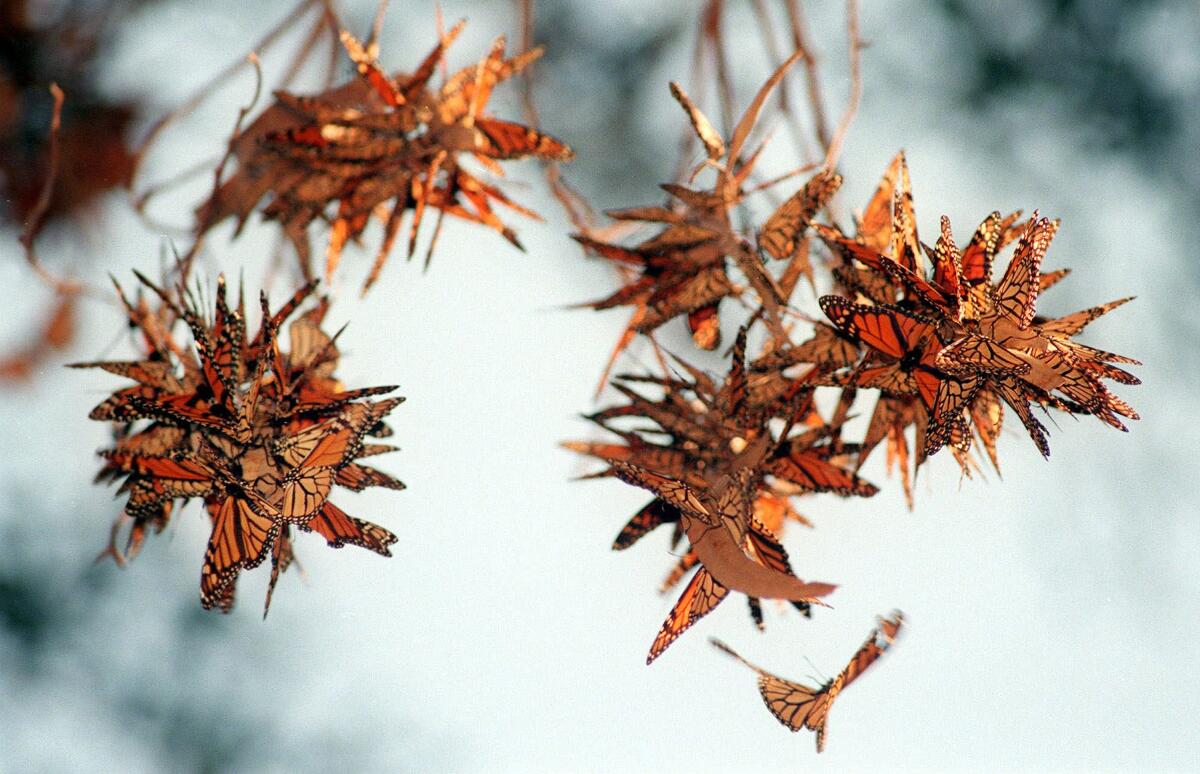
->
711, 611, 904, 752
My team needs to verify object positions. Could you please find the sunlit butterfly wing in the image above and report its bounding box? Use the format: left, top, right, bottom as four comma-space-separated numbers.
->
936, 333, 1031, 376
200, 495, 278, 610
610, 462, 712, 522
647, 566, 728, 664
819, 296, 936, 362
924, 375, 981, 456
994, 216, 1058, 328
855, 152, 900, 251
753, 323, 859, 370
473, 117, 573, 161
279, 466, 336, 522
1036, 296, 1133, 338
769, 450, 878, 497
302, 501, 397, 555
993, 377, 1051, 457
758, 171, 842, 260
334, 463, 406, 491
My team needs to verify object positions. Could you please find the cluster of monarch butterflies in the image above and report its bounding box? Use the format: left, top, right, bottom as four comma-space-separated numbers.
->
14, 0, 1141, 755
77, 273, 404, 615
56, 4, 576, 615
196, 18, 572, 292
813, 152, 1139, 479
567, 55, 1139, 751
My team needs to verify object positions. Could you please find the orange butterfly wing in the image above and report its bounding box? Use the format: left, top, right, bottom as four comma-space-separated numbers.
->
769, 451, 878, 497
819, 296, 934, 361
994, 216, 1058, 328
200, 496, 278, 610
473, 117, 573, 161
647, 566, 728, 664
612, 499, 680, 551
302, 501, 397, 555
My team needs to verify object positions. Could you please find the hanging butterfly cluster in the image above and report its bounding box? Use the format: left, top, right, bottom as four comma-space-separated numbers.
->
62, 3, 577, 615
567, 57, 1140, 751
196, 20, 573, 291
814, 152, 1139, 472
76, 274, 404, 614
565, 326, 872, 664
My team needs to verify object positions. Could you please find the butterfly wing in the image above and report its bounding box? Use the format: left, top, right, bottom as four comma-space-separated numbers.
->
819, 296, 935, 361
302, 501, 397, 555
994, 216, 1058, 328
201, 496, 278, 610
612, 499, 680, 551
646, 566, 729, 664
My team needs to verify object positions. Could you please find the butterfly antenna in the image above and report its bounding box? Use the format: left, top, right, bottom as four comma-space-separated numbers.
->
803, 655, 829, 685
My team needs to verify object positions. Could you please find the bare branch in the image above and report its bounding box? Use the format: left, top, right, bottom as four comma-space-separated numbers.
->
183, 52, 265, 286
823, 0, 862, 172
128, 0, 323, 194
785, 0, 831, 152
19, 83, 79, 297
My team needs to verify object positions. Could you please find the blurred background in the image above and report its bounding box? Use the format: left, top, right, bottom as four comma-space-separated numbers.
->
1, 0, 1197, 770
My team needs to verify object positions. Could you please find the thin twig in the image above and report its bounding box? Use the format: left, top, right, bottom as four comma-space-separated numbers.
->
704, 0, 736, 138
19, 84, 81, 297
750, 0, 814, 164
131, 155, 219, 226
182, 52, 265, 286
367, 0, 389, 55
279, 9, 331, 92
822, 0, 862, 172
128, 0, 322, 192
785, 0, 831, 152
515, 0, 595, 235
743, 162, 821, 195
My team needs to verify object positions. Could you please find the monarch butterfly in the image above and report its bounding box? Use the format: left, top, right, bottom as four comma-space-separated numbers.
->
820, 296, 981, 457
614, 461, 837, 603
263, 527, 296, 618
768, 441, 878, 498
279, 465, 336, 522
200, 493, 280, 610
334, 463, 407, 492
813, 152, 919, 276
711, 611, 904, 752
1036, 296, 1134, 339
647, 565, 728, 664
751, 323, 860, 371
301, 501, 397, 555
819, 297, 944, 408
649, 512, 818, 663
952, 210, 1026, 320
991, 215, 1059, 329
473, 118, 574, 162
758, 170, 842, 261
611, 499, 682, 551
610, 462, 713, 522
